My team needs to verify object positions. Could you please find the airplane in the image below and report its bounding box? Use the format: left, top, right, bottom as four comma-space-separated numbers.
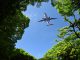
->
38, 13, 57, 26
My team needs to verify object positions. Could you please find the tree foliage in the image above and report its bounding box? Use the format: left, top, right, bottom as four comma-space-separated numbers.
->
51, 0, 80, 38
51, 0, 80, 16
0, 9, 30, 60
43, 35, 80, 60
0, 0, 49, 60
11, 48, 36, 60
0, 0, 49, 20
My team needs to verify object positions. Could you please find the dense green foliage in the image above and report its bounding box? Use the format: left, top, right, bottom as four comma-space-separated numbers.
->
51, 0, 80, 16
11, 49, 36, 60
0, 11, 30, 60
0, 0, 49, 20
0, 0, 49, 60
43, 35, 80, 60
51, 0, 80, 39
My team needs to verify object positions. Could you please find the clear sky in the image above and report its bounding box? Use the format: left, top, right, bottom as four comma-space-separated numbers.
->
16, 1, 68, 59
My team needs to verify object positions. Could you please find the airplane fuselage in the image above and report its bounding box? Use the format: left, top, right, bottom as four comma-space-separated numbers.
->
42, 17, 52, 21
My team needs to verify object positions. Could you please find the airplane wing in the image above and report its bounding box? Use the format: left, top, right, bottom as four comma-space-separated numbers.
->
49, 18, 57, 20
44, 13, 48, 18
38, 20, 45, 22
51, 18, 57, 19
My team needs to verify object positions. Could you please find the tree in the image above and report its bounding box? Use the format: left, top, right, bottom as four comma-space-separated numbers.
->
10, 48, 36, 60
0, 10, 30, 60
43, 34, 80, 60
0, 0, 49, 60
51, 0, 80, 33
51, 0, 80, 16
51, 0, 80, 39
0, 0, 49, 20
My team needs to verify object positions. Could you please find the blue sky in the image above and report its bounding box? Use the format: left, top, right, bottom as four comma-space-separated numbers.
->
16, 1, 68, 59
